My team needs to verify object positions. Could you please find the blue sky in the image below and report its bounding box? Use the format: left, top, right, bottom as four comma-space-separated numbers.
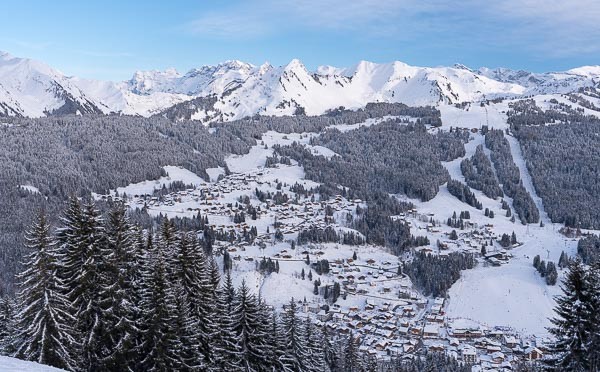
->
1, 0, 599, 80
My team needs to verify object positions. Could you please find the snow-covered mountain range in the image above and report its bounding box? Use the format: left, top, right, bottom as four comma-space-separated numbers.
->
1, 51, 599, 122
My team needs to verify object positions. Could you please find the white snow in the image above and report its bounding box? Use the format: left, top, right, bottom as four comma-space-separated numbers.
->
99, 165, 206, 198
0, 356, 66, 372
205, 166, 225, 182
19, 184, 40, 194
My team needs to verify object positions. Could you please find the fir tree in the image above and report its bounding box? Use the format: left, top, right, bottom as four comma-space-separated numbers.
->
211, 272, 241, 371
138, 234, 182, 371
0, 296, 16, 355
100, 203, 139, 371
281, 299, 309, 371
13, 212, 78, 370
304, 317, 327, 371
72, 201, 110, 371
343, 332, 363, 372
229, 281, 271, 371
586, 260, 600, 371
321, 325, 339, 371
547, 259, 595, 371
533, 254, 541, 269
546, 261, 558, 286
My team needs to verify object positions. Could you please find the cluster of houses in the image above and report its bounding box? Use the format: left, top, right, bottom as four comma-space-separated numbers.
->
299, 294, 546, 370
410, 214, 518, 267
114, 164, 549, 369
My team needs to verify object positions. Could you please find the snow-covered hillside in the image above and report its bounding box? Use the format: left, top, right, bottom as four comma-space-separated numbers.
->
0, 356, 66, 372
1, 50, 599, 121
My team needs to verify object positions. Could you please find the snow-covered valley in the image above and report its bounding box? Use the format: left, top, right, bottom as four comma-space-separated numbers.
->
82, 99, 597, 368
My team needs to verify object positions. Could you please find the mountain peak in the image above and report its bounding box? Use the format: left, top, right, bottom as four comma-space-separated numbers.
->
0, 51, 13, 60
453, 63, 472, 71
567, 65, 600, 77
283, 58, 307, 72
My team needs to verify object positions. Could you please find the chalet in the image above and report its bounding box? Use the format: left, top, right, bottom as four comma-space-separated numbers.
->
317, 310, 332, 322
423, 324, 439, 338
449, 328, 483, 339
462, 347, 478, 364
403, 343, 416, 353
415, 299, 427, 309
525, 346, 544, 361
308, 304, 320, 313
409, 327, 422, 336
332, 313, 345, 323
486, 345, 502, 353
504, 335, 518, 348
398, 319, 411, 327
431, 304, 443, 314
376, 329, 393, 339
491, 351, 505, 363
419, 247, 434, 254
429, 344, 445, 353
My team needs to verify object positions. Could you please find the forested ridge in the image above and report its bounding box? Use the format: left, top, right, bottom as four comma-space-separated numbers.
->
274, 120, 467, 202
508, 99, 600, 228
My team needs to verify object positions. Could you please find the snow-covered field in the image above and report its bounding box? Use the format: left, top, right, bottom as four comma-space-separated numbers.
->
96, 165, 207, 199
0, 356, 65, 372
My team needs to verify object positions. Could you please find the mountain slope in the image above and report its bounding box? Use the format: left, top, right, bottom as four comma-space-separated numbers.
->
0, 52, 103, 117
0, 50, 599, 121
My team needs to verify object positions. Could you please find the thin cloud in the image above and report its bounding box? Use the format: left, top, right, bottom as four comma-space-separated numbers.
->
185, 12, 268, 39
78, 50, 134, 58
182, 0, 600, 57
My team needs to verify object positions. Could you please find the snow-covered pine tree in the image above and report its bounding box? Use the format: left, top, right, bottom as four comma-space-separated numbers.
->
280, 298, 309, 371
130, 225, 148, 366
342, 332, 363, 372
172, 282, 204, 371
321, 324, 340, 371
587, 260, 600, 371
230, 280, 272, 371
172, 232, 207, 367
100, 202, 140, 371
256, 299, 282, 371
187, 233, 217, 364
12, 212, 78, 370
547, 259, 595, 371
138, 232, 182, 371
211, 271, 242, 371
69, 200, 111, 371
55, 195, 84, 288
304, 316, 328, 371
0, 295, 17, 355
